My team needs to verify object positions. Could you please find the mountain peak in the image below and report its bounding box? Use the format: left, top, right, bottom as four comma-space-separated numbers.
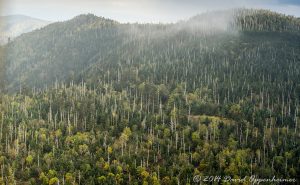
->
186, 8, 300, 32
69, 13, 118, 26
73, 13, 99, 21
232, 8, 300, 32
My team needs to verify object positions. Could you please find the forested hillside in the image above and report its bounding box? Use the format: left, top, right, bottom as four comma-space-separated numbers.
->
0, 9, 299, 184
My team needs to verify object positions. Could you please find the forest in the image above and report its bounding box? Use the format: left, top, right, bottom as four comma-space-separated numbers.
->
0, 8, 299, 184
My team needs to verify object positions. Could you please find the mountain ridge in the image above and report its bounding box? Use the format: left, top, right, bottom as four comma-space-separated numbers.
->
1, 8, 300, 92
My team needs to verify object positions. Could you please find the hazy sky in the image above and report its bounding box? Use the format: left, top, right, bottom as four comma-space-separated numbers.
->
1, 0, 300, 22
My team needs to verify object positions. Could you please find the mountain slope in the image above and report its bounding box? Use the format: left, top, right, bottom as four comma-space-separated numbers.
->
0, 9, 299, 184
2, 9, 300, 93
0, 15, 51, 45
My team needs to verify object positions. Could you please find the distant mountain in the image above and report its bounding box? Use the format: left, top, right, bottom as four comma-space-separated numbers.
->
1, 10, 300, 92
0, 15, 51, 45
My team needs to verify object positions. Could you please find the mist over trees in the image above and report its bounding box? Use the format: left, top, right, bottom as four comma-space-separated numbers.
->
0, 8, 299, 184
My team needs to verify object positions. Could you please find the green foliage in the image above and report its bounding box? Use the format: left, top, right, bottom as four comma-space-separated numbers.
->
49, 177, 59, 185
0, 8, 299, 185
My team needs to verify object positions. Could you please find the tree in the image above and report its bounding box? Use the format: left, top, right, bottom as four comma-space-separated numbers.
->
97, 176, 106, 184
49, 177, 59, 185
39, 172, 49, 185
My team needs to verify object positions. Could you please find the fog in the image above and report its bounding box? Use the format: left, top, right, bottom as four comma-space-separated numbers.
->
179, 10, 238, 33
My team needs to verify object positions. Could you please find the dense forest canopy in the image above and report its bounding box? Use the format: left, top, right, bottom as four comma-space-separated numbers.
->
0, 8, 299, 185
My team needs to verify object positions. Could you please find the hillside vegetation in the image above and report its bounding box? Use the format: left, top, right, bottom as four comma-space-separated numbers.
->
0, 9, 299, 185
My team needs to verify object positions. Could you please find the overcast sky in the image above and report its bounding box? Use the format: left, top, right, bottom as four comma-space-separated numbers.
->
1, 0, 300, 23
